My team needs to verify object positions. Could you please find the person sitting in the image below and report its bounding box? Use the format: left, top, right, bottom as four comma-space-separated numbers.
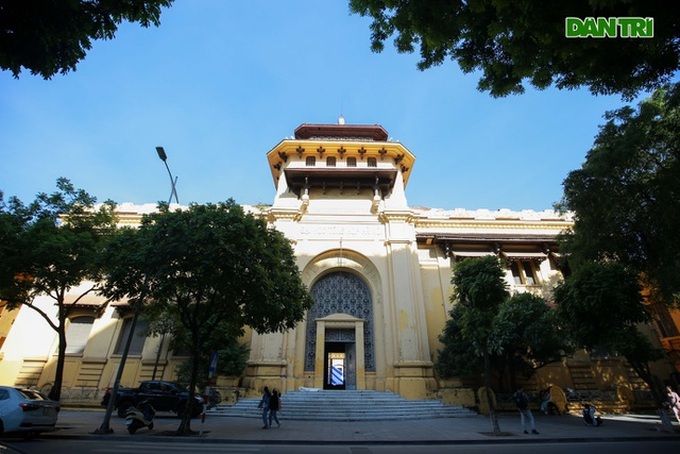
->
582, 404, 602, 426
540, 389, 552, 415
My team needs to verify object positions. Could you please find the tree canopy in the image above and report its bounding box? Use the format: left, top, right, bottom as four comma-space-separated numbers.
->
101, 201, 313, 435
557, 84, 680, 306
491, 292, 566, 384
450, 255, 508, 435
553, 261, 669, 429
349, 0, 680, 99
0, 0, 173, 79
0, 178, 118, 400
438, 280, 566, 392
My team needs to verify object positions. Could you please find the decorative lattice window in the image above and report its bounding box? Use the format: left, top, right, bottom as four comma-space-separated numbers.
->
304, 272, 375, 371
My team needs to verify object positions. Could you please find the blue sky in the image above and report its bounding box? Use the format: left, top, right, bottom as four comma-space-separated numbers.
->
0, 1, 652, 211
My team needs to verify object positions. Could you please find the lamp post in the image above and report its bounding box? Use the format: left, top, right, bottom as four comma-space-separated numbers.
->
151, 146, 179, 380
94, 147, 181, 434
156, 146, 179, 204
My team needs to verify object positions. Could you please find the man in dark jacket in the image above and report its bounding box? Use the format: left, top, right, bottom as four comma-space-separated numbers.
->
268, 389, 282, 428
514, 387, 539, 434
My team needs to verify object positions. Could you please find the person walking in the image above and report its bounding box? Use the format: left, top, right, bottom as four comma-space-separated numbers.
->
257, 386, 271, 429
513, 387, 539, 434
666, 386, 680, 424
268, 389, 282, 428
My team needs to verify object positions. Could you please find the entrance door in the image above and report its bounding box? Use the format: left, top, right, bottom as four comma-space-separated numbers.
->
324, 342, 349, 390
345, 342, 356, 390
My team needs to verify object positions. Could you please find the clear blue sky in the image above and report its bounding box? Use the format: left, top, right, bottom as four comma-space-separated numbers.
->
0, 1, 654, 211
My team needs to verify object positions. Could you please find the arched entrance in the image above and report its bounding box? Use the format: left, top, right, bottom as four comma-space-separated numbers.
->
304, 271, 375, 390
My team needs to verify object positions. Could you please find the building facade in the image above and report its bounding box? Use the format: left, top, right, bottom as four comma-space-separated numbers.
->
0, 122, 675, 408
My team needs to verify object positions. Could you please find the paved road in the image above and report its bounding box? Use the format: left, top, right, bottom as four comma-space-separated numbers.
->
15, 409, 680, 445
3, 439, 680, 454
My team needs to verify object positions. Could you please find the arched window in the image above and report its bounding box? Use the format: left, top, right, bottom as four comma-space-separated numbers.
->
306, 156, 316, 166
347, 157, 357, 167
326, 156, 336, 167
304, 271, 375, 372
367, 157, 377, 167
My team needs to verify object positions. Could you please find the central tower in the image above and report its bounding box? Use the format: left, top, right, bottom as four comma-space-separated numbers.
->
244, 121, 435, 399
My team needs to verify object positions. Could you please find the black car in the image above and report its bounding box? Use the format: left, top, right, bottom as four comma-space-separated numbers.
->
101, 380, 203, 418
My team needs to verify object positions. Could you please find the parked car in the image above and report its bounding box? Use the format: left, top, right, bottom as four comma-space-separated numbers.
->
101, 380, 203, 418
0, 386, 60, 438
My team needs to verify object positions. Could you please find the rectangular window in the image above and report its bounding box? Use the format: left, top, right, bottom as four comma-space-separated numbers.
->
509, 261, 540, 285
306, 156, 316, 166
65, 316, 95, 355
522, 262, 536, 285
510, 263, 523, 285
326, 156, 336, 167
367, 157, 377, 167
347, 157, 357, 167
114, 317, 149, 355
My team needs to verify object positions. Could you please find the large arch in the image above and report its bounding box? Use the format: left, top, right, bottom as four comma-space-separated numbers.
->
304, 271, 375, 372
300, 249, 383, 389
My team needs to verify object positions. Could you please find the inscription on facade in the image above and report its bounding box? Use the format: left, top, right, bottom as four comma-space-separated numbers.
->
298, 224, 384, 239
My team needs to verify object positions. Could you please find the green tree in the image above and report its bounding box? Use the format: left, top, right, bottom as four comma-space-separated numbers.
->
553, 262, 670, 430
435, 304, 483, 379
557, 84, 680, 306
0, 0, 173, 79
101, 201, 313, 435
349, 0, 679, 99
491, 292, 568, 389
437, 286, 567, 392
0, 178, 118, 401
173, 339, 250, 390
451, 255, 508, 435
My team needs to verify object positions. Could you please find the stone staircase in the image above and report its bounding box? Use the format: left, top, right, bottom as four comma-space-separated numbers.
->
207, 389, 477, 421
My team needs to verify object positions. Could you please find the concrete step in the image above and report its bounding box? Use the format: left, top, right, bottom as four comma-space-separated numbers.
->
207, 390, 477, 421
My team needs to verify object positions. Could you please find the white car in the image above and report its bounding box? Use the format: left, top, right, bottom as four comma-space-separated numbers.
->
0, 386, 60, 437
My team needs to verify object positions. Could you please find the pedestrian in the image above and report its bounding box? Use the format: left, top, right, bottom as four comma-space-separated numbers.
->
269, 388, 282, 428
513, 387, 539, 434
257, 386, 271, 429
539, 388, 552, 415
666, 386, 680, 424
582, 403, 603, 426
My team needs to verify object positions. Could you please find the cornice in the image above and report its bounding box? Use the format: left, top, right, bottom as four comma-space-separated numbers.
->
266, 139, 415, 189
415, 218, 572, 232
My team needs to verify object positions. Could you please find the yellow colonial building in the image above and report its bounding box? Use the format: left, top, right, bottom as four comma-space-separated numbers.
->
0, 122, 674, 409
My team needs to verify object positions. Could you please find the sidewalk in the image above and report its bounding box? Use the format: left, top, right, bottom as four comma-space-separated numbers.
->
38, 409, 680, 445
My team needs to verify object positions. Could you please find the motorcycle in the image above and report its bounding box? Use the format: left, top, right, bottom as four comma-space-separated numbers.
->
125, 400, 156, 434
206, 387, 222, 410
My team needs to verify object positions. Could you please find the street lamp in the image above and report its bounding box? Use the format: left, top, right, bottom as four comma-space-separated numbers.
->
156, 146, 179, 204
151, 146, 179, 380
94, 147, 181, 434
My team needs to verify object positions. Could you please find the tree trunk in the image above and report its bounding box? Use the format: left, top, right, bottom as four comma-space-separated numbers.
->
648, 375, 675, 433
48, 313, 67, 401
484, 349, 502, 436
629, 360, 674, 433
177, 347, 201, 435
